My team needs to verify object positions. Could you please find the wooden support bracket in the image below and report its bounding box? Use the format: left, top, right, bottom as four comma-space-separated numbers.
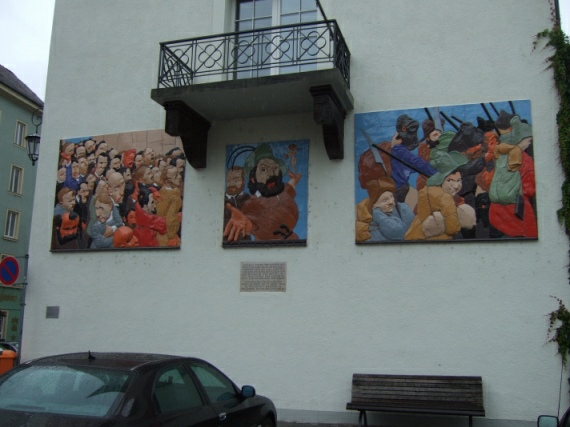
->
310, 85, 346, 160
164, 101, 211, 169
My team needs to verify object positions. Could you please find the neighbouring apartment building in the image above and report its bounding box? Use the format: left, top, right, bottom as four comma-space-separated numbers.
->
24, 0, 568, 425
0, 65, 42, 344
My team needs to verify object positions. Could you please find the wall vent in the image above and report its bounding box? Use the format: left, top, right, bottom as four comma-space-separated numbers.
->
46, 306, 60, 319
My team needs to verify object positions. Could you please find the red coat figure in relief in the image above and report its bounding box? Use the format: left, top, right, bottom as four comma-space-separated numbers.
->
224, 144, 301, 242
488, 116, 537, 238
134, 186, 167, 247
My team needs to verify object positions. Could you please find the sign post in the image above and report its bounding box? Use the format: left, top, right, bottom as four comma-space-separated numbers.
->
16, 255, 28, 366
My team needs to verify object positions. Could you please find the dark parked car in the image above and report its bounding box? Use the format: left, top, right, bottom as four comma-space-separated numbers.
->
538, 406, 570, 427
0, 352, 276, 426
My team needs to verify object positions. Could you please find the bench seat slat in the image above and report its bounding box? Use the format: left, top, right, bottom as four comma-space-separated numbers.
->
348, 397, 484, 408
352, 392, 484, 402
346, 402, 486, 416
352, 387, 480, 396
348, 396, 485, 405
353, 383, 481, 390
353, 376, 482, 381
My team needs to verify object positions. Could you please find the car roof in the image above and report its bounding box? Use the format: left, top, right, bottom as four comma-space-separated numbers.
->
0, 343, 17, 349
25, 352, 203, 371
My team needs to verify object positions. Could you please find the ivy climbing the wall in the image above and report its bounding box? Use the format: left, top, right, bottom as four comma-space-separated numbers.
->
536, 23, 570, 365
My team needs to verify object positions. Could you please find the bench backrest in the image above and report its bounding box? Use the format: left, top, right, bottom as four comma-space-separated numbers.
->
349, 373, 484, 416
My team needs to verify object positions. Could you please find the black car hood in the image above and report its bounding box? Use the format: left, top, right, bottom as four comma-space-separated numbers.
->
0, 410, 115, 427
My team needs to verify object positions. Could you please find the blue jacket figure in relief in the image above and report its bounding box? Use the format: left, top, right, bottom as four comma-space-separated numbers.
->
368, 177, 414, 242
390, 114, 437, 203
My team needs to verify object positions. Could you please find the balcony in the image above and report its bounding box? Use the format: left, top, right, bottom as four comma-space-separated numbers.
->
150, 20, 353, 168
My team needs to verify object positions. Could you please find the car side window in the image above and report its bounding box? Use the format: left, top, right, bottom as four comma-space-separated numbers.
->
153, 365, 203, 414
189, 363, 237, 403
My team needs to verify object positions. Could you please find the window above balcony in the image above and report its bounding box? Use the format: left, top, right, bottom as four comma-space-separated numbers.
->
150, 0, 353, 168
235, 0, 319, 77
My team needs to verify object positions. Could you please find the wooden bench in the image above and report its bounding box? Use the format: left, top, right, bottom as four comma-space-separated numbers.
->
346, 373, 485, 427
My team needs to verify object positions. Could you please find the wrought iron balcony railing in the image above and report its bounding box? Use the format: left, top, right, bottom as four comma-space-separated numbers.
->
157, 19, 350, 89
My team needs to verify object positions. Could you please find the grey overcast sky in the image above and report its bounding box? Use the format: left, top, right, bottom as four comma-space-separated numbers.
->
0, 0, 55, 101
0, 0, 569, 102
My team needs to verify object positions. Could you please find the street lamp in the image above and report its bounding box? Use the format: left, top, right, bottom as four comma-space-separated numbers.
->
25, 108, 42, 166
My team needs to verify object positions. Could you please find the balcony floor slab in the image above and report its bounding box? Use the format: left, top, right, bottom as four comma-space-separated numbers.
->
151, 68, 353, 121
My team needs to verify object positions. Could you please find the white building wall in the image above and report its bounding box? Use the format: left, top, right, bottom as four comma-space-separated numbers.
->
25, 0, 566, 425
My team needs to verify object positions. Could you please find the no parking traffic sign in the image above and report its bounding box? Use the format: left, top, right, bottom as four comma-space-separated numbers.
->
0, 257, 19, 286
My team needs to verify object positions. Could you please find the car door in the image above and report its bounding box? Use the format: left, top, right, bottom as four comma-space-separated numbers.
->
187, 361, 260, 427
150, 364, 218, 427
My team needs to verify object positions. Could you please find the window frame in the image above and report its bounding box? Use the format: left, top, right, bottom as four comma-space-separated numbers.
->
8, 165, 24, 196
234, 0, 320, 78
4, 210, 20, 241
14, 121, 27, 149
235, 0, 319, 29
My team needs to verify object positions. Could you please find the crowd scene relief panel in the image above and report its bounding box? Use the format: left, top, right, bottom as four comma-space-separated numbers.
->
223, 140, 309, 247
52, 130, 185, 251
355, 100, 537, 243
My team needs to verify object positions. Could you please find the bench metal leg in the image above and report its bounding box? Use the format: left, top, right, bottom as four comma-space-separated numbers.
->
469, 415, 473, 427
358, 410, 368, 427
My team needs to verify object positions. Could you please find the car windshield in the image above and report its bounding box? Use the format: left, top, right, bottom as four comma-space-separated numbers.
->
0, 365, 135, 417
